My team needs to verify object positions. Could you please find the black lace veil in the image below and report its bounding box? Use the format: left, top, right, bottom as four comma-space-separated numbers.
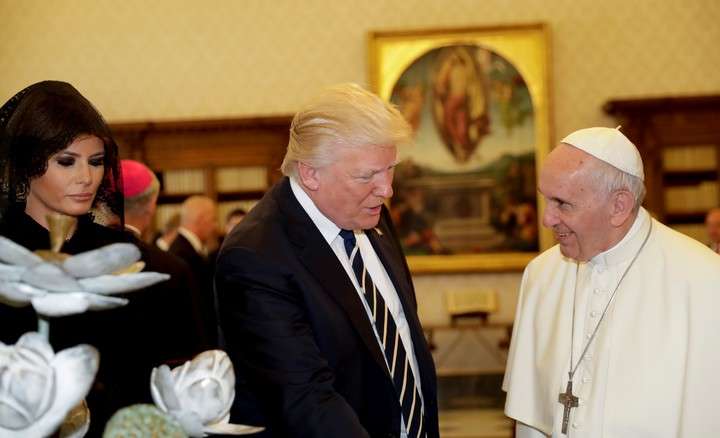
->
0, 81, 124, 226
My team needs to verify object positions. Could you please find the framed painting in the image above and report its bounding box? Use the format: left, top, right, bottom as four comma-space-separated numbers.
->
368, 24, 553, 273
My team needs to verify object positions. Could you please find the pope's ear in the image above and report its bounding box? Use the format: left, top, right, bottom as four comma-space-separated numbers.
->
297, 162, 320, 191
609, 189, 635, 227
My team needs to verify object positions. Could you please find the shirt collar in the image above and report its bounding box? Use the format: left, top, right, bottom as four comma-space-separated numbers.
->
178, 226, 204, 254
156, 237, 170, 251
289, 177, 341, 245
124, 224, 142, 237
590, 207, 651, 268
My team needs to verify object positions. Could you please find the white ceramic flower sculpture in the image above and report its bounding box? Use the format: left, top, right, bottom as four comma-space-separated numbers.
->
0, 236, 169, 317
0, 332, 99, 438
150, 350, 264, 437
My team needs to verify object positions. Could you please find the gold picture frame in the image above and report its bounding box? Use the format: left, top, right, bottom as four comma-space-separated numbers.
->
369, 24, 553, 273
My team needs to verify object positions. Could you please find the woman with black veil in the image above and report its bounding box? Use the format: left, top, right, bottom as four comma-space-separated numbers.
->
0, 81, 145, 435
0, 80, 128, 336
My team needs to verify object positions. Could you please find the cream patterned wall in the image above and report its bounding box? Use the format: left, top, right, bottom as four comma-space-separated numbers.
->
1, 1, 719, 358
2, 0, 719, 135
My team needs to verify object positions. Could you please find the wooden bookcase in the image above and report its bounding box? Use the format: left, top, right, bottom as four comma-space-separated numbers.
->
110, 115, 293, 231
604, 95, 720, 241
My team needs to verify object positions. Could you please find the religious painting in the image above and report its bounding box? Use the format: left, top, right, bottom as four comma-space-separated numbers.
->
369, 24, 552, 273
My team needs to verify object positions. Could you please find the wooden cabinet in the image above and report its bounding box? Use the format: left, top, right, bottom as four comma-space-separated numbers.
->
604, 95, 720, 241
110, 115, 292, 230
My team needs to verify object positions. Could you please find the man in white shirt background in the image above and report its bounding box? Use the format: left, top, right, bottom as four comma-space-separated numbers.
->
169, 195, 219, 348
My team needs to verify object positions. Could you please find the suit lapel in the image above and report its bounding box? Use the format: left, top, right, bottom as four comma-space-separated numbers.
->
275, 179, 390, 375
299, 241, 390, 374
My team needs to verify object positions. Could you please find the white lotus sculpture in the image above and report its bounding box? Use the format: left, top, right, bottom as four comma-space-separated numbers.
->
151, 350, 264, 437
0, 332, 99, 438
0, 236, 169, 317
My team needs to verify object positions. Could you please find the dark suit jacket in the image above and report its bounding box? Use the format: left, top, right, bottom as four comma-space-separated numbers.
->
169, 232, 218, 348
169, 232, 205, 271
215, 178, 439, 438
130, 237, 205, 362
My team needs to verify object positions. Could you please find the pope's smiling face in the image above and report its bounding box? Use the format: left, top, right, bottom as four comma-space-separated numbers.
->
301, 144, 397, 230
539, 143, 616, 261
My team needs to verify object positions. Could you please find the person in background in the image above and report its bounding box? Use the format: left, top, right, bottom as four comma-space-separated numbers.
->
121, 159, 159, 239
215, 83, 439, 438
209, 207, 247, 262
0, 80, 134, 435
120, 159, 205, 361
224, 207, 247, 236
155, 212, 180, 251
705, 207, 720, 254
171, 195, 218, 262
169, 195, 219, 348
208, 207, 247, 278
503, 127, 720, 437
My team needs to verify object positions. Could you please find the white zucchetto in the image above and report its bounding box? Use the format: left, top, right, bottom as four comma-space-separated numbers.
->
561, 126, 644, 180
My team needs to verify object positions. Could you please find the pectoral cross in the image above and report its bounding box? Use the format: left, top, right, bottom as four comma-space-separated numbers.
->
558, 380, 579, 435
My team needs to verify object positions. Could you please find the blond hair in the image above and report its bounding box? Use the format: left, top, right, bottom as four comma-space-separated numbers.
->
280, 83, 412, 178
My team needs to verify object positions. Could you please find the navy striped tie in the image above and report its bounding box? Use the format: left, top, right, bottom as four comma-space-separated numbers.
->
339, 229, 425, 438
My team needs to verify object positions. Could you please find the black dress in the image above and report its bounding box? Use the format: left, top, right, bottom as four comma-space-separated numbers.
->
0, 208, 133, 345
0, 207, 165, 437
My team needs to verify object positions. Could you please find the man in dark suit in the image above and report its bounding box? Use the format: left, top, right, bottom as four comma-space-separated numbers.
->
170, 195, 219, 348
215, 84, 439, 438
121, 159, 205, 360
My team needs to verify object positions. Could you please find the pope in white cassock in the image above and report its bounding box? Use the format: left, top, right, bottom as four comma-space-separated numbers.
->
503, 127, 720, 437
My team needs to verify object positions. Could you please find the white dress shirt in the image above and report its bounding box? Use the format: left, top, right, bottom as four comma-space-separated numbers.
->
290, 178, 423, 437
177, 226, 205, 255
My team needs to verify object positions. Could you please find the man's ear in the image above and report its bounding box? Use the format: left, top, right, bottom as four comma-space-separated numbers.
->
297, 162, 320, 191
609, 189, 635, 227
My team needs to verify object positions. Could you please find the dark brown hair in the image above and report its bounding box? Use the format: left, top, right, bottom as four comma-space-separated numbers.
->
0, 81, 123, 223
